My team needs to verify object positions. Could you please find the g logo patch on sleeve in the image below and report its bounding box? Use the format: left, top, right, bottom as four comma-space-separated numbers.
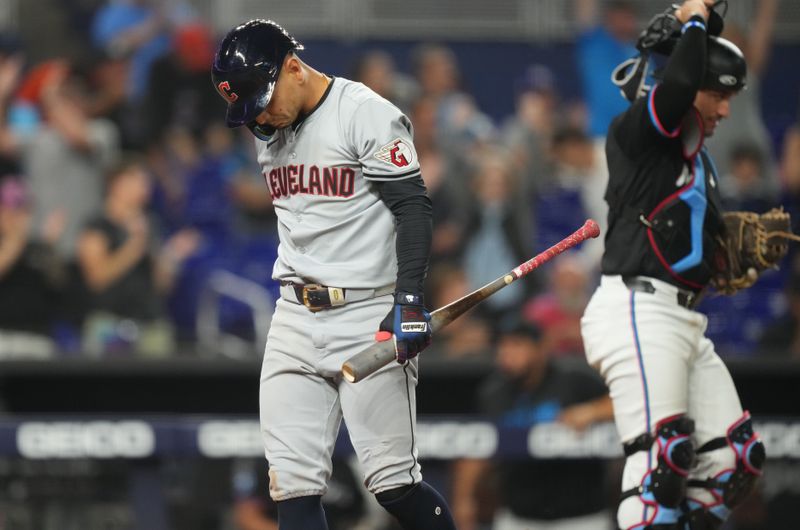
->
374, 138, 416, 168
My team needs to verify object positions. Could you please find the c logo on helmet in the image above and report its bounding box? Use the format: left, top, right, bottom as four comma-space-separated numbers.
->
719, 75, 738, 87
217, 81, 239, 103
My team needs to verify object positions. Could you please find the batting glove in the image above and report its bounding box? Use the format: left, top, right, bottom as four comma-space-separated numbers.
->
377, 292, 432, 363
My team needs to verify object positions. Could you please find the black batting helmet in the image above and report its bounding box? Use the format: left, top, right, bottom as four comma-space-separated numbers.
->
702, 36, 746, 92
211, 19, 303, 128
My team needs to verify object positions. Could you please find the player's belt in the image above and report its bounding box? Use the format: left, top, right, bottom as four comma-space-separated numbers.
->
622, 276, 700, 309
280, 282, 394, 312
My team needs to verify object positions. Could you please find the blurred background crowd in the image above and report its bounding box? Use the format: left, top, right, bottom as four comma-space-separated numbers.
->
1, 0, 799, 362
0, 0, 799, 529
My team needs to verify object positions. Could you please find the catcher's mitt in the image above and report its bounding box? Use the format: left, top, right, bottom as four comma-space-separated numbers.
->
712, 207, 800, 295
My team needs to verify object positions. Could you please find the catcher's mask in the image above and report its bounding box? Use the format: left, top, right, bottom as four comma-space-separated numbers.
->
612, 0, 746, 101
211, 19, 304, 139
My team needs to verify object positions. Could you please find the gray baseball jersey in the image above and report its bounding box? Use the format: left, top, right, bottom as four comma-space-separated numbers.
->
256, 77, 420, 289
256, 77, 425, 501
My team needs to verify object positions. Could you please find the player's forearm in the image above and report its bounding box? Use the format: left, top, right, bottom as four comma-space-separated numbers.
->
586, 395, 615, 422
652, 15, 708, 131
378, 177, 433, 295
393, 200, 432, 294
80, 236, 147, 292
40, 95, 93, 151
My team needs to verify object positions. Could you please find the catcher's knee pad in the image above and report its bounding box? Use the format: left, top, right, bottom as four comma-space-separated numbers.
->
690, 411, 765, 515
620, 414, 696, 528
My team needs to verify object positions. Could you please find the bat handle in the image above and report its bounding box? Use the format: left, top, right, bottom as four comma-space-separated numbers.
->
342, 340, 397, 383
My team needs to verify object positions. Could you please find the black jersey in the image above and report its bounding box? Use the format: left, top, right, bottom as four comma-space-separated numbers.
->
601, 86, 726, 291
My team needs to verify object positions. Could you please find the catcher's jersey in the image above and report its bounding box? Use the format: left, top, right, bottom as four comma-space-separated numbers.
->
601, 88, 725, 290
256, 77, 420, 288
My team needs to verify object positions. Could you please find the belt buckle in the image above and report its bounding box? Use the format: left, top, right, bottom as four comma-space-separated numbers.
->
302, 284, 327, 312
680, 290, 697, 309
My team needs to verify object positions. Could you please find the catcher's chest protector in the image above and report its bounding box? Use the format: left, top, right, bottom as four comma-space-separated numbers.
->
645, 112, 726, 289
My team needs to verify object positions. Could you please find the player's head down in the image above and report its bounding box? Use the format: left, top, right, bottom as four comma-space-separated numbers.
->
211, 19, 305, 139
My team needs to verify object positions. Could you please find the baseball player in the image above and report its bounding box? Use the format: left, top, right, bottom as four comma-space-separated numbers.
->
580, 1, 765, 529
211, 20, 457, 530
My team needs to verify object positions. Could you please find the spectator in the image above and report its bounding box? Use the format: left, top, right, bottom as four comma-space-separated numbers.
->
15, 61, 119, 260
90, 0, 183, 101
451, 322, 613, 530
421, 145, 467, 264
352, 49, 420, 114
463, 150, 535, 323
0, 176, 66, 359
523, 254, 591, 357
721, 143, 776, 212
706, 0, 780, 185
140, 22, 226, 146
410, 95, 473, 228
501, 64, 559, 189
423, 262, 491, 359
81, 49, 138, 148
412, 44, 495, 158
208, 124, 277, 238
536, 127, 607, 266
0, 37, 23, 168
77, 157, 198, 357
781, 126, 800, 239
759, 257, 800, 359
413, 43, 461, 102
409, 94, 440, 155
574, 0, 638, 138
149, 124, 256, 243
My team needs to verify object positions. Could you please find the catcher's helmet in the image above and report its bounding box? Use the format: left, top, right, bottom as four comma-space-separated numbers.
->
211, 19, 304, 128
613, 35, 746, 102
702, 36, 746, 92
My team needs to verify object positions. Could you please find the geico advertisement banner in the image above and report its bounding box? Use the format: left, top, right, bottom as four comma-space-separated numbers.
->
2, 418, 800, 460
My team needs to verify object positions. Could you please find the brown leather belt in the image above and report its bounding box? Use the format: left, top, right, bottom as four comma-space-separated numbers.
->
279, 282, 394, 312
281, 282, 346, 312
622, 276, 701, 309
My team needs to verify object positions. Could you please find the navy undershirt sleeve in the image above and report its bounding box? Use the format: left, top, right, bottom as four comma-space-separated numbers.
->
376, 176, 433, 296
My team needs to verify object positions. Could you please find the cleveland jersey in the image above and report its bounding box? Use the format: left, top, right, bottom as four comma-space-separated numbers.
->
256, 77, 420, 289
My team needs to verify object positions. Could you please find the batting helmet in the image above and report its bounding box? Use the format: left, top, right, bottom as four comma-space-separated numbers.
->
211, 19, 304, 128
702, 36, 746, 92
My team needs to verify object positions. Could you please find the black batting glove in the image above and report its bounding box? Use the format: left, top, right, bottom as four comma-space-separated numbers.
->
378, 292, 432, 363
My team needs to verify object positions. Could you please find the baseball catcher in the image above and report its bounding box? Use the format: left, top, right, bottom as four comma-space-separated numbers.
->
580, 0, 797, 528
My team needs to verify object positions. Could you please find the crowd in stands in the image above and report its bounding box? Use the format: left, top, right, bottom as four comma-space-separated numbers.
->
0, 0, 797, 363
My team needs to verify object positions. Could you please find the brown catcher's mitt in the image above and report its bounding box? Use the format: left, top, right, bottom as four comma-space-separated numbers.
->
712, 207, 800, 294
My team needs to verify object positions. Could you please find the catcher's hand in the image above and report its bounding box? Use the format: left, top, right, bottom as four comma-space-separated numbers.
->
712, 207, 800, 295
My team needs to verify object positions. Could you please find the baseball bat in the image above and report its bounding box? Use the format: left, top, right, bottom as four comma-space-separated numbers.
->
341, 219, 601, 383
